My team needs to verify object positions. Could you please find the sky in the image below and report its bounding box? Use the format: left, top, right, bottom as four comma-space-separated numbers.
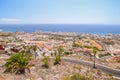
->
0, 0, 120, 24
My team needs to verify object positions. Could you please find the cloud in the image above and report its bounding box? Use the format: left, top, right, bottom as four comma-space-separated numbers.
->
0, 18, 21, 22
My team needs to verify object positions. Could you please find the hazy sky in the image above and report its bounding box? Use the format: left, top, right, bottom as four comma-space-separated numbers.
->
0, 0, 120, 24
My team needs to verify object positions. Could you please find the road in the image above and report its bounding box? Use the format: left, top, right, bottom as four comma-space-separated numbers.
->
61, 57, 120, 78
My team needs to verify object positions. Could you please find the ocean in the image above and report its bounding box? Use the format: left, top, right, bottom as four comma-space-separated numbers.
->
0, 24, 120, 34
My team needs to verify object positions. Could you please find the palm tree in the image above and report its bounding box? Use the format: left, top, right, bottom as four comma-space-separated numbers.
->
4, 52, 31, 74
93, 47, 98, 68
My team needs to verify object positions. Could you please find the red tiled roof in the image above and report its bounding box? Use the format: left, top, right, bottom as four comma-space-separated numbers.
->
38, 43, 44, 48
45, 46, 53, 50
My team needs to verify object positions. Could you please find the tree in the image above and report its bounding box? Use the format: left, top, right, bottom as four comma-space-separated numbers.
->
4, 52, 31, 74
93, 47, 98, 68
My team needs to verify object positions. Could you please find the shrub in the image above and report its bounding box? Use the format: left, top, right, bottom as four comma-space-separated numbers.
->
63, 76, 71, 80
54, 55, 61, 65
84, 45, 92, 49
71, 74, 87, 80
64, 52, 73, 55
4, 52, 31, 74
108, 73, 113, 76
42, 56, 49, 68
98, 53, 111, 58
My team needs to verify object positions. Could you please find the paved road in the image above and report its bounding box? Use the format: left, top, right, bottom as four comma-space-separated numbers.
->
61, 57, 120, 78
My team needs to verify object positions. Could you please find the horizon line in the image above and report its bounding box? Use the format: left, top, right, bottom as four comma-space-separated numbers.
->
0, 23, 120, 25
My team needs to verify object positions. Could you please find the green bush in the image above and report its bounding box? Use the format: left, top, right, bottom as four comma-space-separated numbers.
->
64, 52, 73, 55
42, 56, 49, 68
99, 53, 111, 58
84, 45, 92, 49
54, 55, 61, 65
4, 52, 31, 74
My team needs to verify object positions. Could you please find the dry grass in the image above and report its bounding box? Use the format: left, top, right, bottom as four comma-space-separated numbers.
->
0, 55, 118, 80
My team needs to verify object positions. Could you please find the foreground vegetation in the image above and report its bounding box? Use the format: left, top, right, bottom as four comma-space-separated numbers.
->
42, 56, 49, 68
4, 52, 31, 74
98, 52, 111, 58
0, 53, 118, 80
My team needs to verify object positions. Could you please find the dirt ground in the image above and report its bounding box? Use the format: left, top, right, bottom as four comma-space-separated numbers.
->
0, 55, 117, 80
